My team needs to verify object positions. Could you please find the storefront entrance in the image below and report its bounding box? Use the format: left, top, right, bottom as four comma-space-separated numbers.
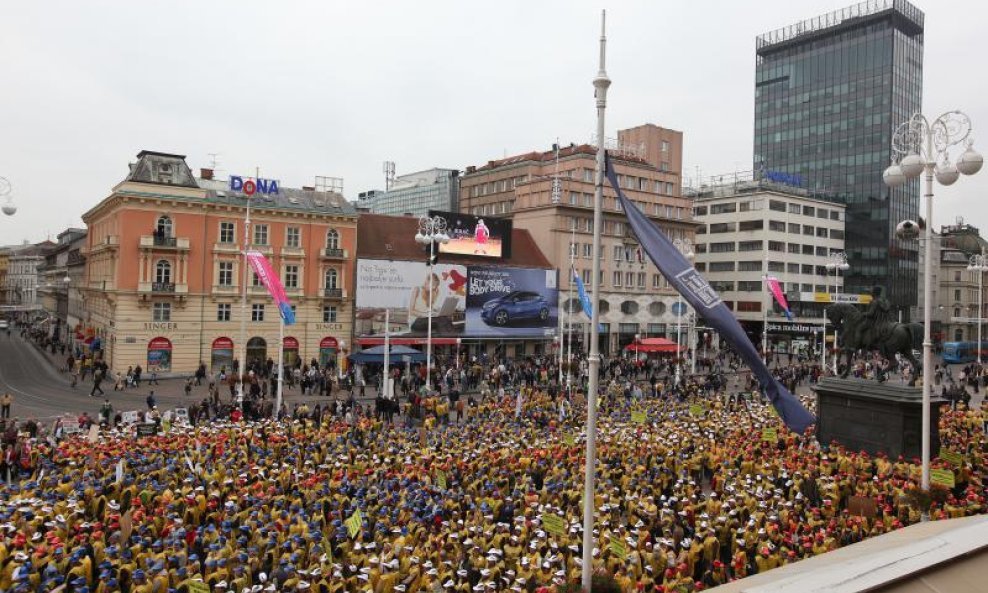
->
246, 337, 267, 368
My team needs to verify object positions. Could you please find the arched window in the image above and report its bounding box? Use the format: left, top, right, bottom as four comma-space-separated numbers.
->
324, 268, 338, 290
155, 260, 172, 284
326, 229, 340, 250
156, 215, 173, 238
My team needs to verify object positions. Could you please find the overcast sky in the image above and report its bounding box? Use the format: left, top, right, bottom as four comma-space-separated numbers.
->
1, 0, 986, 244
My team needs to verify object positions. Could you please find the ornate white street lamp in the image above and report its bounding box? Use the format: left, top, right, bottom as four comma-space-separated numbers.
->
883, 110, 982, 494
414, 214, 450, 391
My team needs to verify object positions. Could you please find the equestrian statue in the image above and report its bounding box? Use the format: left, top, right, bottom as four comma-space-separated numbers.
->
825, 286, 924, 385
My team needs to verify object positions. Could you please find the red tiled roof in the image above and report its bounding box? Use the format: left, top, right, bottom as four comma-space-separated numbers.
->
356, 213, 552, 269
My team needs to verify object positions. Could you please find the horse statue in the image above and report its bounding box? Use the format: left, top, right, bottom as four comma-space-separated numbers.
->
825, 303, 924, 385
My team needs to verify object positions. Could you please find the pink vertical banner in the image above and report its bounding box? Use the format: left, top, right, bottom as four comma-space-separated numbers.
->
246, 250, 296, 325
765, 275, 793, 321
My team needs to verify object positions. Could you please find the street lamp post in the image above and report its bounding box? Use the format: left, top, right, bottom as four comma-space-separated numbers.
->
826, 251, 849, 375
883, 110, 982, 495
0, 177, 15, 216
967, 250, 987, 364
672, 238, 693, 387
414, 215, 450, 392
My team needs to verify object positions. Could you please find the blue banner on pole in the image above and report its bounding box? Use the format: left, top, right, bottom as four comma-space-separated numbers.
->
572, 266, 604, 333
605, 153, 815, 433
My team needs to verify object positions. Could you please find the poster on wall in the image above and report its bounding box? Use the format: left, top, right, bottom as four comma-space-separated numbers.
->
147, 337, 172, 373
211, 337, 234, 372
355, 259, 467, 338
429, 211, 512, 258
466, 266, 558, 338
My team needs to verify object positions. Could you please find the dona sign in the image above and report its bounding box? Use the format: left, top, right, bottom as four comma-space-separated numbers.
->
230, 175, 280, 195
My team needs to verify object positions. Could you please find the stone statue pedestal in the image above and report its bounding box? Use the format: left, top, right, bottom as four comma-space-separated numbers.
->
813, 377, 944, 459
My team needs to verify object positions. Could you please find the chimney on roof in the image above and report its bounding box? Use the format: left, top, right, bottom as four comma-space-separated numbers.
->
200, 168, 214, 180
466, 166, 476, 173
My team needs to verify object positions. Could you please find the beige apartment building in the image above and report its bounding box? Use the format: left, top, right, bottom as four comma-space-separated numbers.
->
459, 124, 697, 354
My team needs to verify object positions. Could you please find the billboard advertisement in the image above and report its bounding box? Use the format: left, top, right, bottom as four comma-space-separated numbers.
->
356, 259, 557, 339
429, 210, 512, 259
355, 259, 468, 337
466, 266, 558, 338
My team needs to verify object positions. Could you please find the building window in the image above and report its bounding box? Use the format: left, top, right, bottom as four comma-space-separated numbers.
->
709, 242, 736, 253
613, 245, 623, 261
803, 206, 815, 217
582, 269, 591, 284
218, 262, 234, 286
155, 260, 172, 284
709, 261, 735, 272
286, 226, 301, 248
661, 140, 670, 152
152, 302, 171, 322
613, 271, 622, 287
769, 200, 786, 212
625, 272, 634, 287
738, 281, 762, 291
637, 272, 646, 288
583, 244, 592, 259
156, 215, 173, 238
652, 274, 662, 289
830, 229, 845, 240
955, 289, 962, 301
739, 240, 763, 251
788, 223, 800, 234
217, 303, 231, 321
954, 271, 962, 282
788, 203, 801, 215
251, 304, 265, 322
324, 268, 338, 289
769, 220, 786, 232
710, 203, 736, 214
284, 265, 299, 289
739, 220, 764, 231
709, 222, 736, 233
736, 301, 762, 313
323, 306, 338, 323
253, 224, 269, 246
738, 261, 763, 272
220, 221, 235, 243
803, 225, 814, 236
326, 229, 340, 250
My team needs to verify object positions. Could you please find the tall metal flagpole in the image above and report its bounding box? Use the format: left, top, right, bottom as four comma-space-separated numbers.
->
566, 227, 576, 392
582, 10, 609, 591
383, 308, 391, 398
276, 311, 284, 416
238, 167, 257, 409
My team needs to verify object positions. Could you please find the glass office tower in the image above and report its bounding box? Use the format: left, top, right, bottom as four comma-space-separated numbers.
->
754, 0, 924, 314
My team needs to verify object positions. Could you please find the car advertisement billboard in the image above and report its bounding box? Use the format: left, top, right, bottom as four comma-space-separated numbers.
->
356, 259, 557, 340
466, 265, 558, 338
355, 259, 468, 338
428, 210, 512, 259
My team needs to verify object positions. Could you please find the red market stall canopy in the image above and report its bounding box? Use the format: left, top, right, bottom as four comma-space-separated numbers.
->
624, 337, 682, 354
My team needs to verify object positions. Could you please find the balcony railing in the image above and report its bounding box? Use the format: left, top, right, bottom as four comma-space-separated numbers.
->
140, 235, 190, 250
323, 287, 344, 299
321, 248, 347, 259
152, 282, 175, 292
138, 282, 187, 294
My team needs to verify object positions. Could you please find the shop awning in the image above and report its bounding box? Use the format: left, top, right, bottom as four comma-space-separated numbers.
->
624, 337, 681, 353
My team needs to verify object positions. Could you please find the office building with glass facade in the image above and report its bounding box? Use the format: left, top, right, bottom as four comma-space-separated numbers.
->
366, 168, 460, 217
754, 0, 924, 314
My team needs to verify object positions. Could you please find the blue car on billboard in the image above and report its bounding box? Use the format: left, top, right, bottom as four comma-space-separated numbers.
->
481, 290, 550, 326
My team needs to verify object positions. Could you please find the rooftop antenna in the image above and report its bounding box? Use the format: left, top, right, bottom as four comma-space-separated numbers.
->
207, 153, 225, 177
383, 161, 395, 191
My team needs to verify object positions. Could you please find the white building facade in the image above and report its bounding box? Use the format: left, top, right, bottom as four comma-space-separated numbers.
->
692, 179, 848, 354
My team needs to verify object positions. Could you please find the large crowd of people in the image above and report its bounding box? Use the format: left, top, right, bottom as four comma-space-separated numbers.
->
0, 350, 985, 593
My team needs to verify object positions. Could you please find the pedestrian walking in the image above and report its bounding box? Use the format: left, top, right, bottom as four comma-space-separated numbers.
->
0, 392, 10, 419
146, 391, 156, 410
90, 369, 105, 397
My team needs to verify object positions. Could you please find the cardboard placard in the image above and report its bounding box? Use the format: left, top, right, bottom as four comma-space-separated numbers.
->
689, 404, 704, 416
61, 416, 81, 435
121, 411, 141, 425
136, 423, 157, 437
119, 509, 133, 543
847, 495, 877, 518
435, 471, 447, 491
187, 581, 210, 593
761, 428, 777, 443
631, 411, 647, 424
173, 408, 190, 425
345, 510, 363, 538
563, 434, 576, 446
541, 514, 566, 536
608, 539, 627, 560
940, 450, 964, 466
931, 468, 955, 489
